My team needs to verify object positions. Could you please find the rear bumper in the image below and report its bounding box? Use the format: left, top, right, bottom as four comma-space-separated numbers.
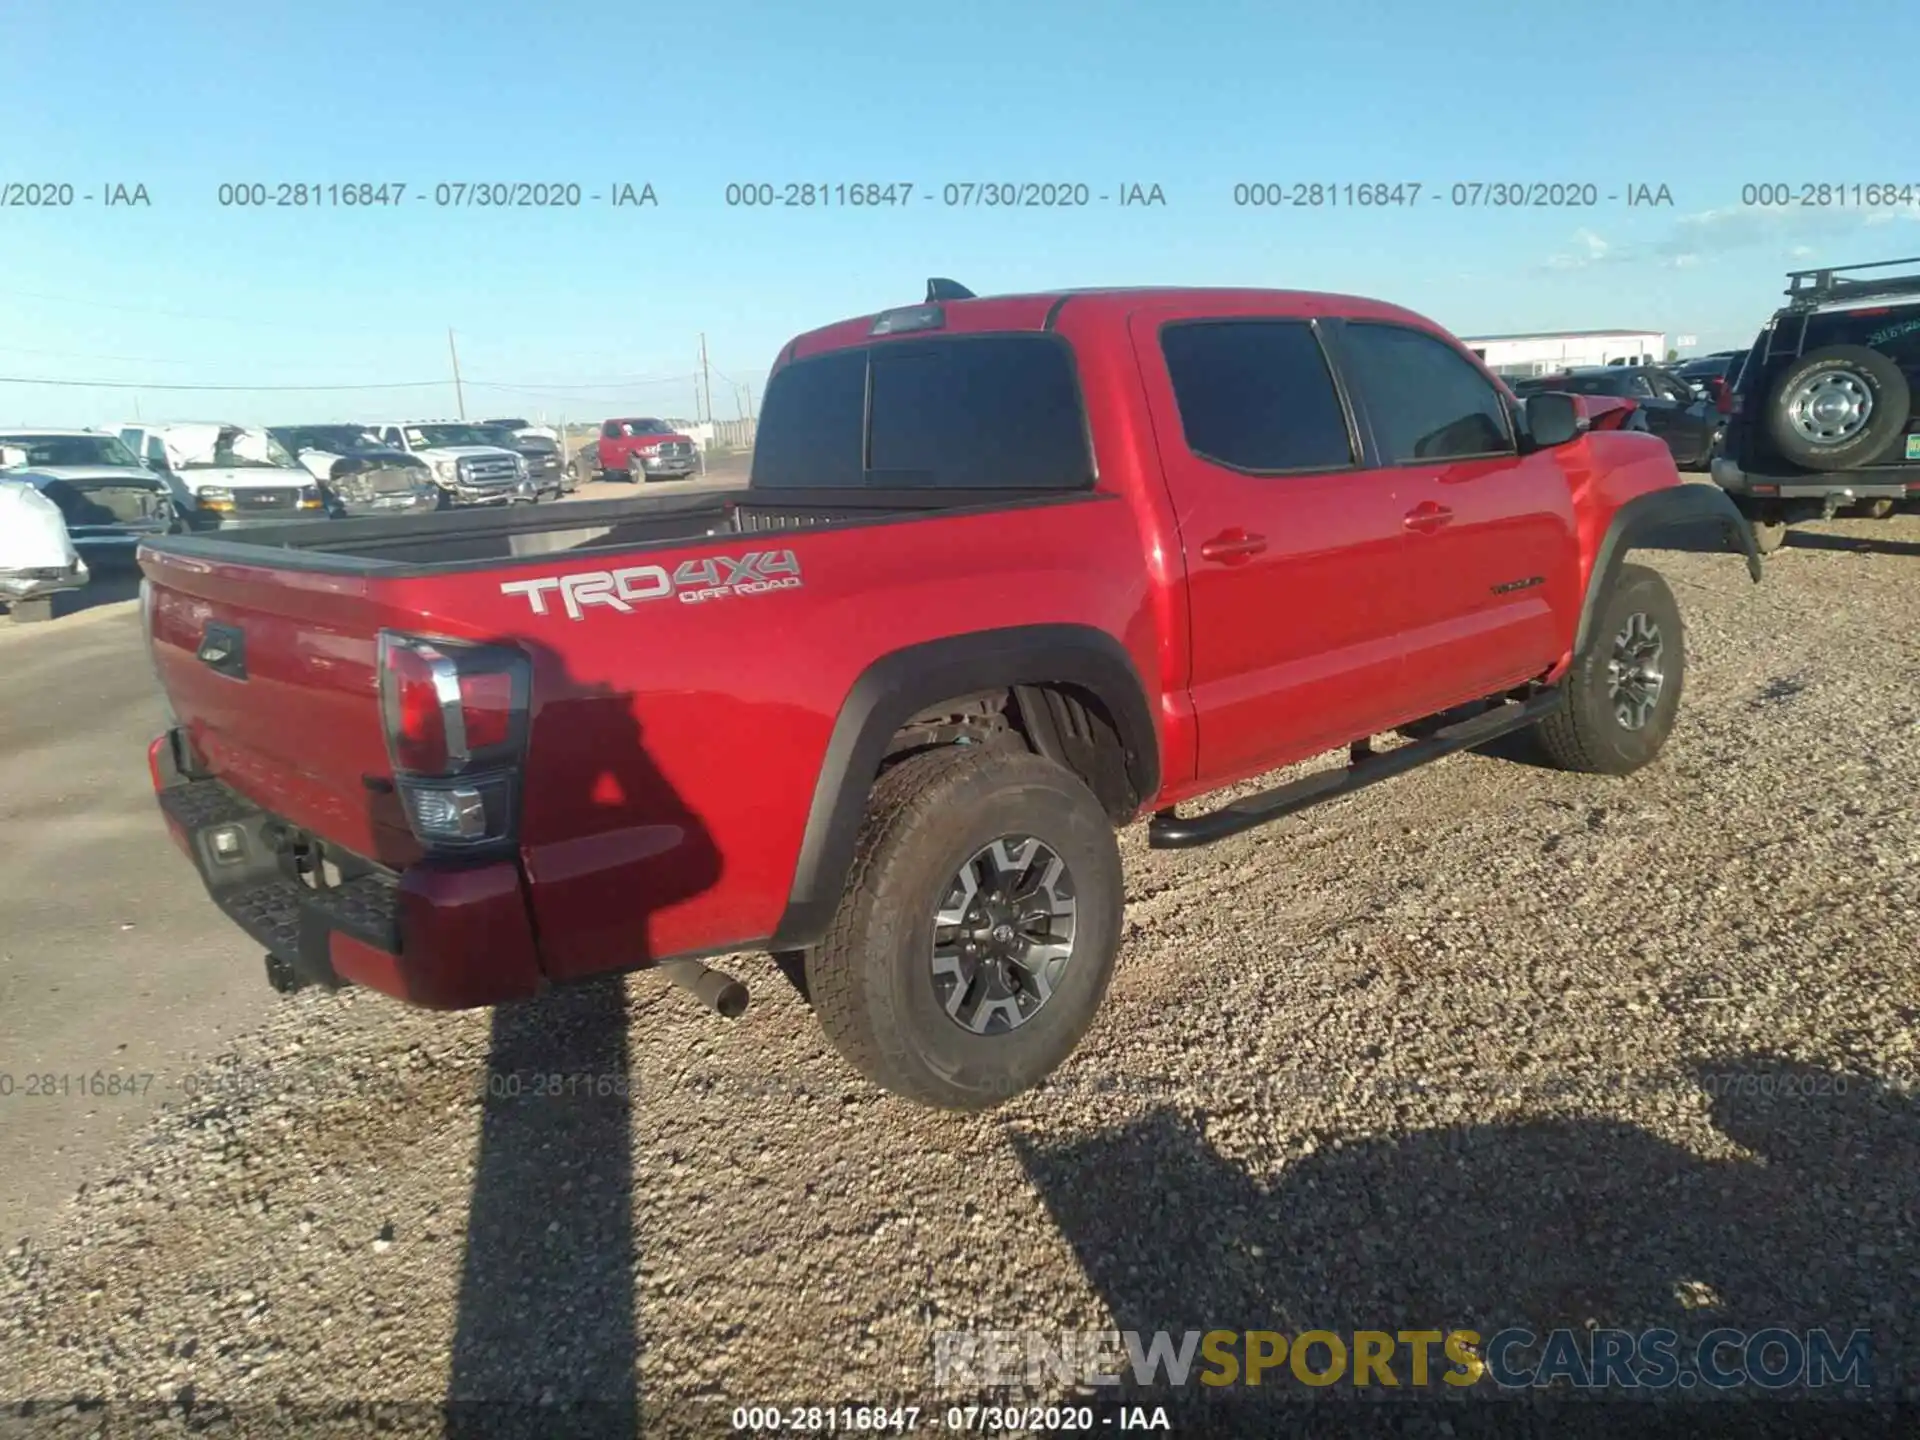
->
1711, 456, 1919, 500
147, 731, 544, 1009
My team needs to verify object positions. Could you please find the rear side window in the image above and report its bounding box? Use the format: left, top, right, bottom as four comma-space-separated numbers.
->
1803, 304, 1920, 363
1342, 323, 1515, 462
1158, 320, 1354, 473
750, 348, 868, 488
751, 335, 1092, 490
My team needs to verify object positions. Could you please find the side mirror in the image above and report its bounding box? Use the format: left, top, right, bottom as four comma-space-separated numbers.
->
1523, 392, 1581, 448
0, 445, 29, 470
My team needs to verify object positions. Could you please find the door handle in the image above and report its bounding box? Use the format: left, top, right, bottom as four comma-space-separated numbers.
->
1199, 529, 1268, 564
1403, 502, 1453, 533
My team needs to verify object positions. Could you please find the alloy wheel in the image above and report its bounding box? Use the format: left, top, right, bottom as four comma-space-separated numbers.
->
930, 835, 1078, 1034
1608, 611, 1666, 731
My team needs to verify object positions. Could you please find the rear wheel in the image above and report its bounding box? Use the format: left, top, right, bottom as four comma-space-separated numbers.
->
1533, 563, 1685, 776
805, 746, 1124, 1111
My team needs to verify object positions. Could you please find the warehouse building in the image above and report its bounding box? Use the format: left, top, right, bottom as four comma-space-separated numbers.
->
1461, 330, 1667, 378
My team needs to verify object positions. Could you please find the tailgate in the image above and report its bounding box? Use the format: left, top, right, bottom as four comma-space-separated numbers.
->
141, 545, 416, 865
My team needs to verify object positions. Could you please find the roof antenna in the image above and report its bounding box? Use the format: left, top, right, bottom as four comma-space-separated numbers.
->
926, 278, 975, 302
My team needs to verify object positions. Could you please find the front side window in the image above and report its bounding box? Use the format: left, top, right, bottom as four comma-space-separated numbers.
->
1158, 320, 1354, 473
1341, 323, 1515, 462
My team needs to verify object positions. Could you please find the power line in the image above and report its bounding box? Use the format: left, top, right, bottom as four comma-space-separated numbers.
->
0, 375, 451, 392
0, 371, 709, 393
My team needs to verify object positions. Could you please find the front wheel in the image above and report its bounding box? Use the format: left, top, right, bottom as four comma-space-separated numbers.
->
805, 746, 1124, 1111
1533, 562, 1685, 776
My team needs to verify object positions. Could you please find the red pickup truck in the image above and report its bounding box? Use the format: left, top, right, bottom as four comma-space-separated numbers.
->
577, 417, 700, 484
139, 280, 1761, 1111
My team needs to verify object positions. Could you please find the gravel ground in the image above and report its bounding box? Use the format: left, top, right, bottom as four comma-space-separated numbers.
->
2, 510, 1917, 1436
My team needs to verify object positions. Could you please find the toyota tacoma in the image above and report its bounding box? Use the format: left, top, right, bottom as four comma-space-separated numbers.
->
138, 279, 1762, 1111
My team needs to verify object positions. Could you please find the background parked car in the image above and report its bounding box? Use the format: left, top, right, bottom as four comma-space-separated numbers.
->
1712, 256, 1920, 552
0, 468, 88, 623
367, 420, 530, 506
481, 416, 562, 445
111, 423, 331, 531
0, 430, 179, 562
266, 425, 441, 517
475, 422, 568, 497
1674, 351, 1747, 391
578, 416, 700, 483
1513, 365, 1725, 469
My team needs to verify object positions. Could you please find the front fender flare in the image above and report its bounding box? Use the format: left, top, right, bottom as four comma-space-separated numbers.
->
1576, 484, 1762, 656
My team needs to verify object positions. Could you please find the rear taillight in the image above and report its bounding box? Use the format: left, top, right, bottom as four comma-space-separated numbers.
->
377, 631, 531, 853
1711, 378, 1733, 415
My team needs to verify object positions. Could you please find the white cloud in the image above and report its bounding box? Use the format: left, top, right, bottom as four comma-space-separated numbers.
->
1536, 201, 1920, 274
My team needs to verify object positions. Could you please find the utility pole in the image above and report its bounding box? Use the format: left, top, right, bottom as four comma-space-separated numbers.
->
699, 333, 713, 426
448, 328, 466, 419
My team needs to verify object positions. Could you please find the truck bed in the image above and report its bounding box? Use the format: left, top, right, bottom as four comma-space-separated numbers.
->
139, 486, 1093, 573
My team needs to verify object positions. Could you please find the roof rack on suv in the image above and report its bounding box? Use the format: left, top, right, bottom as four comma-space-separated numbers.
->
1782, 255, 1920, 311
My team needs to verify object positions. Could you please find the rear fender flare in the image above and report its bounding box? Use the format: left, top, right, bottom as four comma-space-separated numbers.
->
1576, 486, 1762, 656
769, 624, 1159, 950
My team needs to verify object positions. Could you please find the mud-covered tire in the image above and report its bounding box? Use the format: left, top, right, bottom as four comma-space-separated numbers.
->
804, 746, 1124, 1111
1534, 562, 1685, 776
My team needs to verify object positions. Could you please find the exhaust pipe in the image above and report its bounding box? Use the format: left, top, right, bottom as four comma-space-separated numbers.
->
660, 959, 749, 1018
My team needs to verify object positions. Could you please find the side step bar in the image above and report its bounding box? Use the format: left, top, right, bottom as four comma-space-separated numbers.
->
1147, 690, 1566, 850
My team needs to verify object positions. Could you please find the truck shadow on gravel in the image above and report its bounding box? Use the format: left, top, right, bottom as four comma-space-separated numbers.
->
444, 642, 722, 1438
1011, 1054, 1917, 1435
1778, 530, 1920, 559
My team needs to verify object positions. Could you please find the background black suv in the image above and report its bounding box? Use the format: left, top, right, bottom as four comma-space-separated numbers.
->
1712, 256, 1920, 552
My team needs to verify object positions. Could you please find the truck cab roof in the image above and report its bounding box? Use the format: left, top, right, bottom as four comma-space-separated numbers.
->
780, 284, 1442, 366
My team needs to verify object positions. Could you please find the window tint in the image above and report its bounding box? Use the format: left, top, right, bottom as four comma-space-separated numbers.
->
749, 348, 868, 488
1628, 373, 1656, 398
1805, 305, 1920, 360
1342, 323, 1514, 461
867, 337, 1090, 488
751, 336, 1094, 491
1158, 320, 1353, 472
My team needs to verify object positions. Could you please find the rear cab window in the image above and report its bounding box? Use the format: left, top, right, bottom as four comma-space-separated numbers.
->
750, 335, 1093, 490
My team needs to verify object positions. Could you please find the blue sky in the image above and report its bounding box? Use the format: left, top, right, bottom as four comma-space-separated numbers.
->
4, 0, 1916, 426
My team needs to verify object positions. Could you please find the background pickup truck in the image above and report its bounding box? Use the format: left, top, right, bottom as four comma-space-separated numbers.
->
579, 417, 700, 483
138, 280, 1760, 1112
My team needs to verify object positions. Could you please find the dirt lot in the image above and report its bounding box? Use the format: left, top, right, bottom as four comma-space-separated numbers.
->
1, 505, 1917, 1433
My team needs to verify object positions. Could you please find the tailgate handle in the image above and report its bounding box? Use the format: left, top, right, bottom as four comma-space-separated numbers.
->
197, 623, 248, 680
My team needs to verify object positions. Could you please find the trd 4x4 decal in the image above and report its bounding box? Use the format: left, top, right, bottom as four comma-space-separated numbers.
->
501, 550, 802, 620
